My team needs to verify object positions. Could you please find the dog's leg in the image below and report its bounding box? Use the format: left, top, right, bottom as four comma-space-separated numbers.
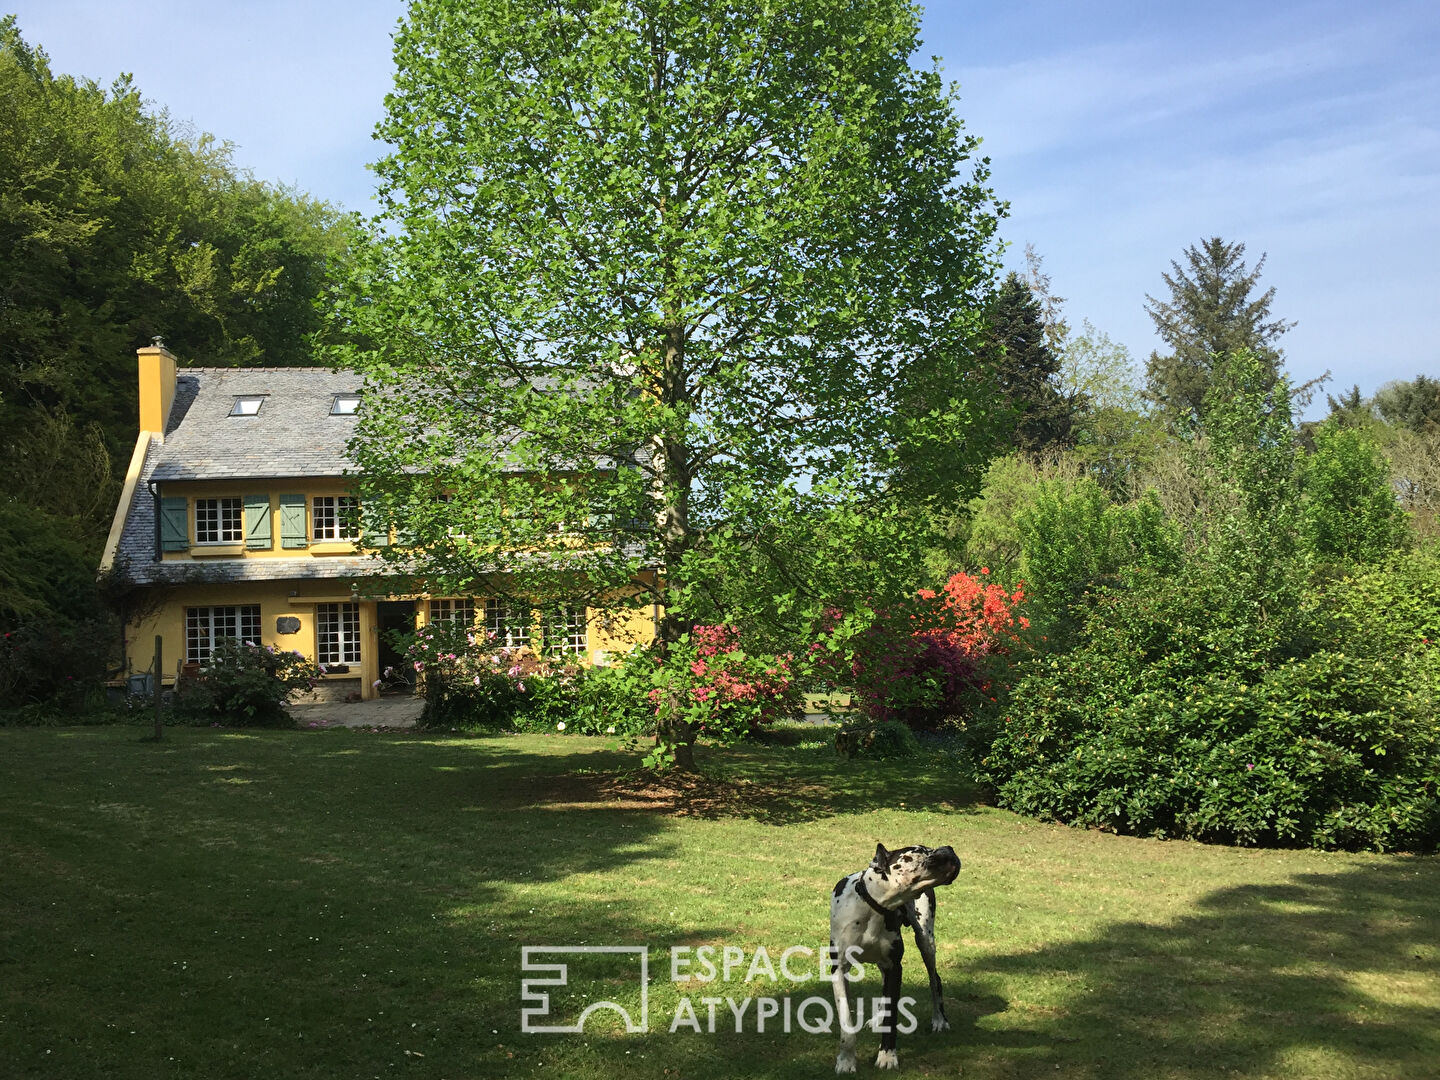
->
831, 944, 859, 1074
874, 935, 903, 1069
912, 888, 950, 1032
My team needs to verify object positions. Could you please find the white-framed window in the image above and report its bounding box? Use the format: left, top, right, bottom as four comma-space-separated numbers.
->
429, 598, 476, 626
330, 393, 361, 415
195, 497, 243, 544
312, 495, 359, 540
186, 605, 261, 663
316, 603, 361, 665
485, 598, 530, 649
544, 603, 588, 656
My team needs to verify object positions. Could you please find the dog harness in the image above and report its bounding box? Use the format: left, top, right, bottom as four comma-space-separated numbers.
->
855, 877, 912, 932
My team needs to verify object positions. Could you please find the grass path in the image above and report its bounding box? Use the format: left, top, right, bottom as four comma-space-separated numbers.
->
1, 727, 1435, 1079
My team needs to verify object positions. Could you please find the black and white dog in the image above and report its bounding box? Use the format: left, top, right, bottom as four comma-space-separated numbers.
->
830, 843, 961, 1072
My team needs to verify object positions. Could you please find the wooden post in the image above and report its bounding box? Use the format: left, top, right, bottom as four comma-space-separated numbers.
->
153, 634, 164, 741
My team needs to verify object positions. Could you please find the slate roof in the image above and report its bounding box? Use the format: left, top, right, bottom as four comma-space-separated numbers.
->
112, 367, 384, 586
148, 367, 362, 481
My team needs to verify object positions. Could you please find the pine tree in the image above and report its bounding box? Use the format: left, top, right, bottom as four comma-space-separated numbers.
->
986, 272, 1073, 452
1143, 237, 1295, 425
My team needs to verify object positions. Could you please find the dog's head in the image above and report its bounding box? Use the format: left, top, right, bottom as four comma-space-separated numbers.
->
867, 842, 961, 903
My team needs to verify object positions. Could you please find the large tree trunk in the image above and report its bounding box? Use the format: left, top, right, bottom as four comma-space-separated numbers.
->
652, 321, 697, 772
655, 611, 696, 772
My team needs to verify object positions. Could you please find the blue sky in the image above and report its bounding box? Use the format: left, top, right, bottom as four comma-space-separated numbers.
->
11, 1, 1438, 411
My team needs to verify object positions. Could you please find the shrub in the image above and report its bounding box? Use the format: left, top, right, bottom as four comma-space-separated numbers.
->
985, 564, 1440, 853
832, 573, 1029, 731
1303, 423, 1409, 565
170, 639, 320, 727
0, 616, 113, 717
835, 720, 921, 760
406, 618, 656, 735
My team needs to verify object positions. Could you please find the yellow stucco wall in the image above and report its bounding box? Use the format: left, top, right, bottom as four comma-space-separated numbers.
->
121, 580, 381, 699
121, 579, 660, 702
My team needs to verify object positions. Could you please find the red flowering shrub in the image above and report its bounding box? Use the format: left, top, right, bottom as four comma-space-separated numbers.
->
835, 572, 1029, 729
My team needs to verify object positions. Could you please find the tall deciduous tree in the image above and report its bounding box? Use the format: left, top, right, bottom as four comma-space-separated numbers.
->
1143, 237, 1295, 426
334, 0, 1004, 769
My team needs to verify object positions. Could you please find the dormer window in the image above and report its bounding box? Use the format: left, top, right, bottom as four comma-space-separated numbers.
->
230, 395, 266, 416
331, 394, 361, 415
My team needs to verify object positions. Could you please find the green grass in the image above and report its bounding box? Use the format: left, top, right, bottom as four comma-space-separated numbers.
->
1, 726, 1436, 1080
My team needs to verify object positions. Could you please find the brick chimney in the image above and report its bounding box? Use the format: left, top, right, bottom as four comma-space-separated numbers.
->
137, 337, 177, 436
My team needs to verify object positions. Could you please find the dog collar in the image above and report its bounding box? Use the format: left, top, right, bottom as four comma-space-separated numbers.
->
855, 876, 910, 932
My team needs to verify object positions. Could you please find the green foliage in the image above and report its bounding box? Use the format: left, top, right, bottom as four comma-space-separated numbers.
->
1303, 423, 1409, 565
169, 639, 321, 728
1373, 375, 1440, 433
988, 594, 1439, 851
0, 615, 112, 714
0, 502, 107, 625
329, 0, 1006, 767
404, 617, 655, 735
835, 719, 922, 760
984, 364, 1439, 853
1143, 238, 1294, 426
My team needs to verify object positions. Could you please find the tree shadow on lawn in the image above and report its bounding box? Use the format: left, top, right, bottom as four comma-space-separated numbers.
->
504, 740, 983, 826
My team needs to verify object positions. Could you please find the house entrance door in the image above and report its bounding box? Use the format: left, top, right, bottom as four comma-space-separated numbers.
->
376, 600, 416, 694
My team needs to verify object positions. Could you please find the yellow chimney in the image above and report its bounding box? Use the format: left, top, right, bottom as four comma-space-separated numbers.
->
137, 338, 177, 436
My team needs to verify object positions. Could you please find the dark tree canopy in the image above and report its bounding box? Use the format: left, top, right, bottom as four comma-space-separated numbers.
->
985, 271, 1073, 452
1143, 237, 1295, 426
0, 17, 354, 478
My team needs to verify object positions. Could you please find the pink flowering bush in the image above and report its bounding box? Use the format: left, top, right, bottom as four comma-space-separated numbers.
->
170, 639, 321, 727
402, 618, 652, 734
647, 625, 801, 741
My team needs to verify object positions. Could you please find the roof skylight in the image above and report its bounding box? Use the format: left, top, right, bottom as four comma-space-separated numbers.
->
230, 396, 266, 416
331, 394, 361, 415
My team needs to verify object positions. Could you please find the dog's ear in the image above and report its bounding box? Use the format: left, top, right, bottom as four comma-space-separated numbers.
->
871, 843, 889, 870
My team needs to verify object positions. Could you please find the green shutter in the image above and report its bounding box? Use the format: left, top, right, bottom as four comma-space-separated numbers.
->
365, 501, 394, 544
279, 494, 308, 549
244, 495, 272, 549
159, 496, 189, 551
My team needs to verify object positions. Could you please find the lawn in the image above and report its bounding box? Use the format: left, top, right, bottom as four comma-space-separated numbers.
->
1, 726, 1435, 1080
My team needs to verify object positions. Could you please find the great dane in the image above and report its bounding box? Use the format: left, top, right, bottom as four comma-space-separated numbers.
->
830, 843, 961, 1072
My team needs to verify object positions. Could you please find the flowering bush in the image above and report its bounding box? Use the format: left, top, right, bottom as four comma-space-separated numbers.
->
404, 618, 652, 735
821, 572, 1029, 731
653, 625, 800, 738
170, 639, 321, 727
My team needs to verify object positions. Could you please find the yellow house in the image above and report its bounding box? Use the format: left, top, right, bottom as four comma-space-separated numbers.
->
100, 343, 655, 701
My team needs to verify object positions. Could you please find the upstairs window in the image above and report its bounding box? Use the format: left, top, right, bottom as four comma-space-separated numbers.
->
195, 497, 243, 544
331, 394, 361, 415
230, 396, 266, 416
313, 495, 359, 541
